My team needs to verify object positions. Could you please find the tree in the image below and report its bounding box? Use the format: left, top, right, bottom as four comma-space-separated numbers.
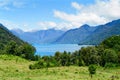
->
101, 35, 120, 51
5, 41, 18, 55
20, 43, 36, 60
66, 52, 71, 66
54, 51, 61, 61
96, 45, 105, 66
88, 65, 96, 78
118, 52, 120, 64
104, 49, 118, 64
80, 46, 99, 66
60, 51, 68, 66
0, 43, 4, 50
70, 51, 79, 65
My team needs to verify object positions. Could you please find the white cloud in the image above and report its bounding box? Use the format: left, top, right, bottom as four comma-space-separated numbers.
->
12, 1, 25, 8
71, 2, 83, 10
1, 0, 120, 31
37, 21, 57, 30
0, 0, 25, 10
54, 0, 120, 29
81, 0, 120, 20
56, 22, 73, 30
37, 21, 74, 30
54, 10, 108, 28
0, 20, 34, 32
0, 20, 19, 29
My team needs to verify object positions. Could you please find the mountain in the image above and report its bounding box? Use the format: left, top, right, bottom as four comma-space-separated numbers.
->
54, 19, 120, 45
80, 19, 120, 45
11, 28, 24, 38
0, 23, 24, 45
10, 19, 120, 45
11, 28, 65, 44
54, 24, 97, 44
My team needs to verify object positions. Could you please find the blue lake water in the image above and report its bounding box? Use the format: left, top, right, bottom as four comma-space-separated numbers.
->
32, 44, 88, 56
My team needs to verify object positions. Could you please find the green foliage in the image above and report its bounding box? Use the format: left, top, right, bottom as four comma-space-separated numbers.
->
101, 35, 120, 52
0, 24, 37, 60
80, 46, 100, 66
104, 49, 118, 64
30, 35, 120, 69
29, 60, 44, 69
19, 43, 36, 60
1, 54, 120, 80
104, 63, 117, 68
98, 36, 120, 66
3, 41, 36, 60
0, 24, 23, 46
88, 65, 96, 78
5, 41, 18, 55
118, 52, 120, 64
29, 59, 56, 70
54, 51, 61, 61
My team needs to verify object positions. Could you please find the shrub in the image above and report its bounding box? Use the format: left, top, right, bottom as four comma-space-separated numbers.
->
105, 63, 117, 68
88, 64, 96, 78
29, 64, 36, 70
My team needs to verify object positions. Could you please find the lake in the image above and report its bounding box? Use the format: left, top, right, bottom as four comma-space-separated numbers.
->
33, 44, 88, 56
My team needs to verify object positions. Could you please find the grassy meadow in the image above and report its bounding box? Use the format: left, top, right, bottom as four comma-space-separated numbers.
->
0, 54, 120, 80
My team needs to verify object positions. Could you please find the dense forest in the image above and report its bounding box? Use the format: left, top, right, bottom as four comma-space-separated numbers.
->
0, 24, 37, 60
29, 35, 120, 69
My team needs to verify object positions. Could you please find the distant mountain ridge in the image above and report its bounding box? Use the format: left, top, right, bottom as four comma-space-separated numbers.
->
11, 19, 120, 45
80, 19, 120, 45
55, 19, 120, 45
11, 28, 65, 44
54, 24, 97, 44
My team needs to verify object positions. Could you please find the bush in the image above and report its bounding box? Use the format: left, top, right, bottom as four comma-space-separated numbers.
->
29, 64, 35, 70
105, 63, 117, 68
29, 60, 44, 70
88, 64, 96, 78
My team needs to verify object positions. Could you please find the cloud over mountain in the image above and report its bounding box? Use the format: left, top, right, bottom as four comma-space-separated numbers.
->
54, 0, 120, 29
1, 0, 120, 31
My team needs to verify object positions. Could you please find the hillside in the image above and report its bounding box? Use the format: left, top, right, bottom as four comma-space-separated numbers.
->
100, 35, 120, 50
0, 23, 36, 60
80, 19, 120, 45
0, 32, 120, 80
54, 19, 120, 45
10, 19, 120, 45
0, 23, 24, 45
11, 28, 65, 44
54, 24, 97, 44
0, 54, 120, 80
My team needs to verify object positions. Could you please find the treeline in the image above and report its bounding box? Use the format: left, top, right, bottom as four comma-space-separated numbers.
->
0, 24, 38, 60
29, 35, 120, 69
0, 24, 24, 45
0, 41, 38, 60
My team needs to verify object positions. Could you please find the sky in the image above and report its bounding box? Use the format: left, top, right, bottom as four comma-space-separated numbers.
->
0, 0, 120, 31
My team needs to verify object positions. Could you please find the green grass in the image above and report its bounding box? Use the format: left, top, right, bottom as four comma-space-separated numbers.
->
0, 54, 120, 80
